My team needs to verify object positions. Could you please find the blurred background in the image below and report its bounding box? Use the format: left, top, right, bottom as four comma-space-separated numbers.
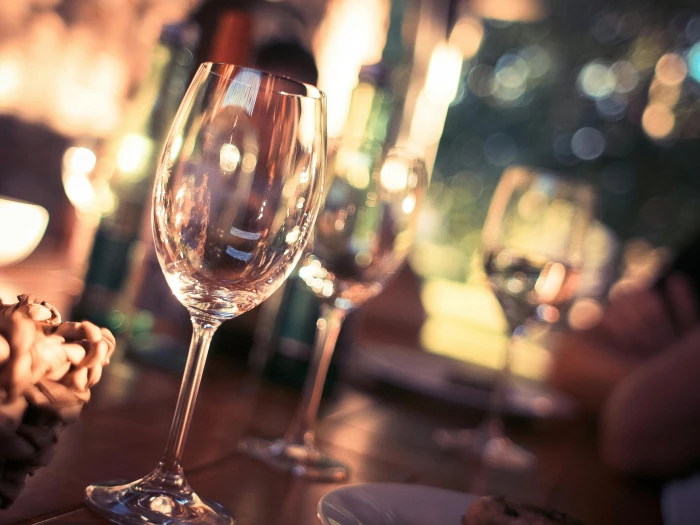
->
1, 0, 699, 413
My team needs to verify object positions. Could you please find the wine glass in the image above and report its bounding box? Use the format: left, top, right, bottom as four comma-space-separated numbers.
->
85, 63, 326, 525
240, 143, 427, 481
434, 166, 595, 470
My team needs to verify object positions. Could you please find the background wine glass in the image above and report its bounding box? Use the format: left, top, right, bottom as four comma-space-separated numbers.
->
434, 167, 595, 470
85, 63, 326, 525
240, 143, 427, 482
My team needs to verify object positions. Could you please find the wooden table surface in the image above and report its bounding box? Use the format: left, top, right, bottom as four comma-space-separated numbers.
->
0, 348, 663, 525
0, 254, 664, 525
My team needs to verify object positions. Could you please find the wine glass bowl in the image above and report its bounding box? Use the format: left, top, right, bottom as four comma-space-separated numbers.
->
240, 143, 427, 482
153, 64, 325, 320
85, 63, 326, 525
482, 167, 595, 329
298, 144, 425, 310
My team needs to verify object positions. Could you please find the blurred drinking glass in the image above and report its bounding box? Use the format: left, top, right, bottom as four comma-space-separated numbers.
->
240, 143, 428, 481
84, 62, 326, 525
434, 167, 595, 470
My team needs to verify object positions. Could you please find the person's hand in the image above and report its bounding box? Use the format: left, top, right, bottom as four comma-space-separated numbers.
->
601, 325, 700, 475
548, 329, 641, 412
591, 273, 698, 358
548, 272, 699, 412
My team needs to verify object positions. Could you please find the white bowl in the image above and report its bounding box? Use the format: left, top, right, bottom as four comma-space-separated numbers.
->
318, 483, 477, 525
0, 196, 49, 266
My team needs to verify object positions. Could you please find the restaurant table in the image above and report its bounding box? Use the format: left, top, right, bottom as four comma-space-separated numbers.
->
0, 253, 664, 525
0, 348, 664, 525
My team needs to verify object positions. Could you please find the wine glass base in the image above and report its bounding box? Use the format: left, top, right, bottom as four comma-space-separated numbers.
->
239, 436, 349, 482
85, 476, 234, 525
433, 428, 536, 471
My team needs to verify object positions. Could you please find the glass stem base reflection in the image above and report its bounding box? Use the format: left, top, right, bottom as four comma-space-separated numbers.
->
239, 436, 349, 482
85, 463, 234, 525
433, 422, 536, 471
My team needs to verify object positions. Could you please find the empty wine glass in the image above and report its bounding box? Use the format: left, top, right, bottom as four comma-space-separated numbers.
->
85, 63, 326, 524
240, 143, 427, 481
434, 166, 595, 470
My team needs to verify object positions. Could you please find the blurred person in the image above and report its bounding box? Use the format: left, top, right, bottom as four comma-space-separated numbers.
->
548, 231, 700, 476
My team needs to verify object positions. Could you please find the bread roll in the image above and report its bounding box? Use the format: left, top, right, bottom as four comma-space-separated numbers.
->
464, 496, 583, 525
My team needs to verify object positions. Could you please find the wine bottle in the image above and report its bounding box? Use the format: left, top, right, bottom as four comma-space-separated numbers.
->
71, 22, 200, 332
250, 63, 396, 392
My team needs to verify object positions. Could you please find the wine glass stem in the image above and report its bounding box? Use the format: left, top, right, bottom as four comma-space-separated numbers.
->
485, 324, 525, 438
160, 314, 220, 473
284, 304, 346, 447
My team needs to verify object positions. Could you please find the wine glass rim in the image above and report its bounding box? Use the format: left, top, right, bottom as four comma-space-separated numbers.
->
202, 62, 325, 101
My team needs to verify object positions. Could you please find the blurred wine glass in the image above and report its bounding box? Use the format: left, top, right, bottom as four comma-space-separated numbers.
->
84, 62, 326, 525
434, 167, 595, 470
240, 143, 428, 482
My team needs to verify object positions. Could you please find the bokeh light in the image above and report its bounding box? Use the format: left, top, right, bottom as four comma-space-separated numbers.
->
648, 78, 681, 107
519, 45, 552, 80
449, 16, 484, 59
314, 0, 390, 138
571, 127, 605, 160
495, 54, 530, 89
402, 195, 416, 214
642, 103, 675, 140
611, 60, 640, 94
424, 43, 463, 105
578, 60, 616, 100
467, 64, 496, 98
63, 173, 96, 212
470, 0, 548, 23
68, 147, 97, 173
568, 298, 603, 330
61, 146, 117, 215
0, 2, 197, 138
116, 133, 151, 177
380, 157, 410, 191
219, 143, 241, 173
0, 49, 21, 108
337, 149, 372, 189
596, 93, 628, 121
630, 35, 663, 72
493, 53, 529, 104
655, 53, 687, 86
688, 42, 700, 83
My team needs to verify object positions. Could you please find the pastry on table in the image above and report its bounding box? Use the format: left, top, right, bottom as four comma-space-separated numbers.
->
464, 496, 584, 525
0, 294, 116, 508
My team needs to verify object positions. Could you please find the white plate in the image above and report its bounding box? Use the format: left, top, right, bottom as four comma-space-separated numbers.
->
318, 483, 477, 525
350, 345, 576, 418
